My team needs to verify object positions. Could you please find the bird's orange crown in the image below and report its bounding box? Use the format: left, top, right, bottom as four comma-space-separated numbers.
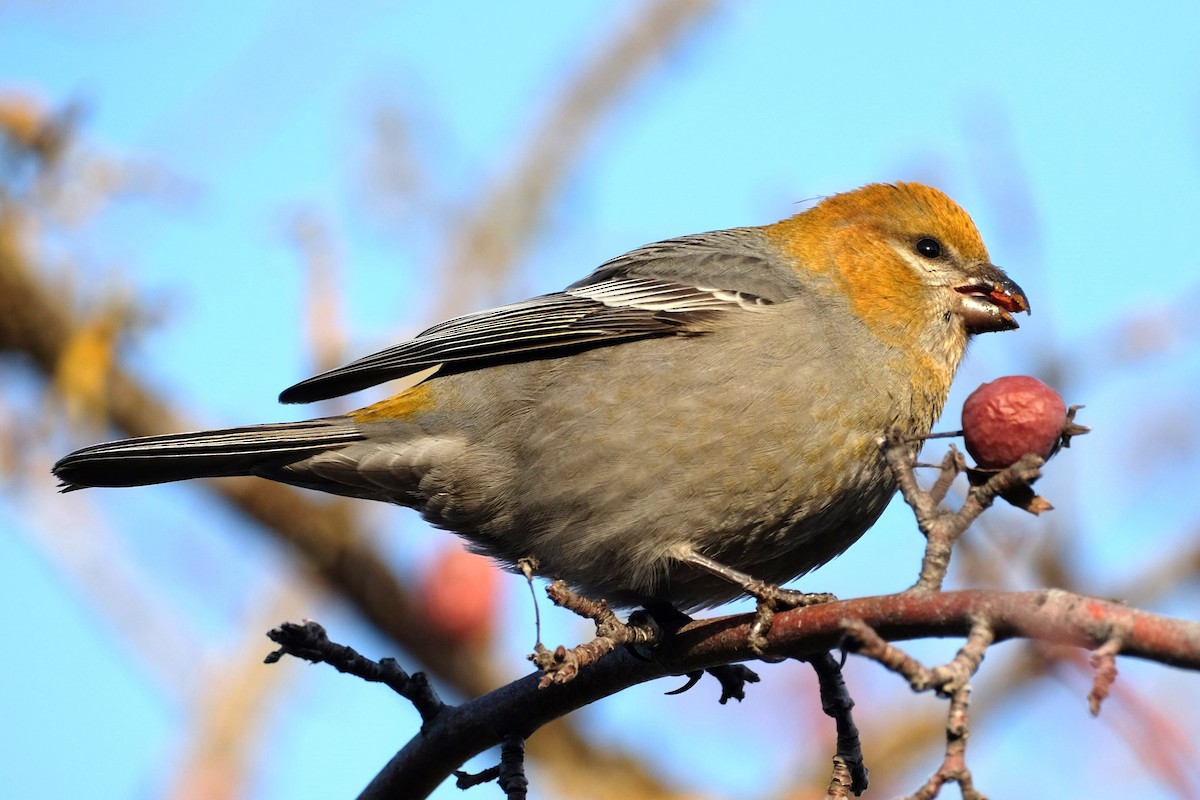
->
763, 182, 991, 341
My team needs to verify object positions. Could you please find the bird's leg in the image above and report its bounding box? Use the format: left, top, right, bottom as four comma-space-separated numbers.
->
682, 552, 837, 656
643, 603, 761, 703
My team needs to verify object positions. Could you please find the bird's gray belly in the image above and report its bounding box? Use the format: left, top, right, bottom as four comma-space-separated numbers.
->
387, 328, 900, 609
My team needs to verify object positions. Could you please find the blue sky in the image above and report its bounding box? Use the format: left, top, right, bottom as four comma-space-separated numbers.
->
4, 2, 1200, 798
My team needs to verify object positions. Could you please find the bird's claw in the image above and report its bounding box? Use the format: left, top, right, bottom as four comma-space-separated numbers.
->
748, 584, 838, 656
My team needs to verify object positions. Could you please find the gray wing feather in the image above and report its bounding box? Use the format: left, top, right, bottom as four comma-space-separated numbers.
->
571, 230, 807, 301
279, 234, 789, 404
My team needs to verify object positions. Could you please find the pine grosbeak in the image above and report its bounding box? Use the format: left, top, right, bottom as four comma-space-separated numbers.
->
54, 182, 1027, 611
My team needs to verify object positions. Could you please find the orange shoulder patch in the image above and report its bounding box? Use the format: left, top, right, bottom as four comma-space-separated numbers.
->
349, 381, 436, 423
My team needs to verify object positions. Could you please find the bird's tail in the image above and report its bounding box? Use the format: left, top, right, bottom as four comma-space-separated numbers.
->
52, 418, 365, 491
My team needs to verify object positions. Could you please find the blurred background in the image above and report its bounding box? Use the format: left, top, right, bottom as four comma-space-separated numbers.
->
3, 2, 1200, 798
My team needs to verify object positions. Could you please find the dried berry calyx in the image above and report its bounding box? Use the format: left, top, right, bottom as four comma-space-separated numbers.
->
962, 376, 1067, 469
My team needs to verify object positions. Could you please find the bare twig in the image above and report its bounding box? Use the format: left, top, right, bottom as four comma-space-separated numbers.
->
454, 734, 528, 800
265, 620, 446, 725
880, 427, 1046, 592
905, 684, 986, 800
844, 620, 994, 799
1088, 637, 1122, 716
929, 446, 966, 507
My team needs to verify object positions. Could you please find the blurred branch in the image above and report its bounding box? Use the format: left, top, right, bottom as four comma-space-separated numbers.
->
0, 212, 476, 674
433, 0, 716, 318
1111, 524, 1200, 607
169, 587, 309, 800
289, 211, 347, 376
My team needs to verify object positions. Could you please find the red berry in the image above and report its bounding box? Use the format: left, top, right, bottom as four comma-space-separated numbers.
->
962, 376, 1067, 468
420, 544, 499, 645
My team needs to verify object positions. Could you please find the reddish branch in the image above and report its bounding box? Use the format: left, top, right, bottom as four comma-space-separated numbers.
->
1088, 636, 1122, 716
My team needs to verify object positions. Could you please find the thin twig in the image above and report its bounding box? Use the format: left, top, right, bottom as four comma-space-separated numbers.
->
844, 619, 994, 799
880, 427, 1045, 592
265, 620, 446, 725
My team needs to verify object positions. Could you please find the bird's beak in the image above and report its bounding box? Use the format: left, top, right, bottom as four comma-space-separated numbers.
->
954, 265, 1030, 334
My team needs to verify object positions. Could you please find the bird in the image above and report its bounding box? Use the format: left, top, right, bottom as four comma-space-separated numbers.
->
53, 182, 1028, 614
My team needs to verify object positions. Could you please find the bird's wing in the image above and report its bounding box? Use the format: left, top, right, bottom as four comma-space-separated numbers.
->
280, 233, 803, 405
279, 272, 773, 403
570, 230, 807, 301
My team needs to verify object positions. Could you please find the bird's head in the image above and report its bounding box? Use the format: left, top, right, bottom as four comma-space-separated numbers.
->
768, 181, 1028, 353
763, 182, 1029, 420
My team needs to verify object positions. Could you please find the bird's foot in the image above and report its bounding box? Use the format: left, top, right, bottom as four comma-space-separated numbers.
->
745, 583, 837, 657
681, 551, 837, 656
645, 603, 761, 703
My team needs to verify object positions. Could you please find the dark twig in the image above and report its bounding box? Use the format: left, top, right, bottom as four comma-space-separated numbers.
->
806, 652, 869, 796
453, 765, 499, 790
454, 735, 528, 800
265, 620, 446, 725
497, 735, 529, 800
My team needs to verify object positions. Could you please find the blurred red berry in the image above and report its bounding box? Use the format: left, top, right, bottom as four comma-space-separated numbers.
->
420, 544, 499, 645
962, 376, 1067, 468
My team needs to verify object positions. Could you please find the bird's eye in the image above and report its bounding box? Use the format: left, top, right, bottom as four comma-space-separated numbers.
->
915, 237, 942, 259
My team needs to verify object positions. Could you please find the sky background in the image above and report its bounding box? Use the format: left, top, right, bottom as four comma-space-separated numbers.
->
3, 2, 1200, 798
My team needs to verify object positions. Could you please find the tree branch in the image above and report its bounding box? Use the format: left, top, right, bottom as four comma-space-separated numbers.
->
350, 588, 1200, 798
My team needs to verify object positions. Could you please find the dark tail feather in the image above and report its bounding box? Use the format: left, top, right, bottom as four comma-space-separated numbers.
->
52, 418, 365, 490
